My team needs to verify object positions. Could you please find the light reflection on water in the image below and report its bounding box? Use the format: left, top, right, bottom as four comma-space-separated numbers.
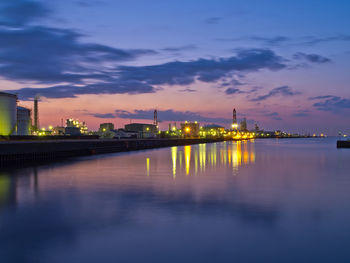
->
1, 138, 350, 263
169, 140, 255, 178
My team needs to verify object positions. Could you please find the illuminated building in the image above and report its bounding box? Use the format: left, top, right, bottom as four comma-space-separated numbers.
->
16, 106, 32, 136
181, 121, 199, 138
99, 123, 114, 132
231, 108, 239, 130
200, 124, 225, 138
240, 118, 248, 132
52, 126, 65, 135
125, 123, 158, 138
66, 119, 88, 134
0, 92, 17, 135
254, 123, 259, 131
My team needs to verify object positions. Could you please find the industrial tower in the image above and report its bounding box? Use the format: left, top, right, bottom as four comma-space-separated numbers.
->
232, 108, 238, 130
232, 108, 237, 124
154, 109, 158, 126
33, 95, 40, 131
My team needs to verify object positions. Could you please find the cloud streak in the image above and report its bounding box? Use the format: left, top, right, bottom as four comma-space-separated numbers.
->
293, 52, 331, 63
250, 86, 301, 102
310, 95, 350, 113
217, 35, 350, 47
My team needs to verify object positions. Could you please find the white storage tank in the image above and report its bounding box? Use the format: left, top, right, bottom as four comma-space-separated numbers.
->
0, 92, 17, 136
17, 106, 32, 136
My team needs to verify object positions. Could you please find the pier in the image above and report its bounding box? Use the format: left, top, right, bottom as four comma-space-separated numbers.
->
337, 140, 350, 148
0, 138, 236, 167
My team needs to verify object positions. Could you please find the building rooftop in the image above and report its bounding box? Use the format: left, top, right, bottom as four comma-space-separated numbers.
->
0, 91, 17, 98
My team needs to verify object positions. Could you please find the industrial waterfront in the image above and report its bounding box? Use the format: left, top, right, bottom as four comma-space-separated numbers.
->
0, 137, 349, 263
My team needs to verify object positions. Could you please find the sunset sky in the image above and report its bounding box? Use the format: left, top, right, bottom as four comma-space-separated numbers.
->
1, 0, 350, 134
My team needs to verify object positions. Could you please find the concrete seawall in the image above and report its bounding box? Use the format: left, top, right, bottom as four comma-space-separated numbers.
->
0, 138, 236, 167
337, 140, 350, 148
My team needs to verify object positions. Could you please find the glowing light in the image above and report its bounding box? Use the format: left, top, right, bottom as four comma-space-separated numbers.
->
185, 127, 190, 133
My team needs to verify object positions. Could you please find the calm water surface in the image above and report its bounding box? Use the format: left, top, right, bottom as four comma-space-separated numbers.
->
1, 138, 350, 263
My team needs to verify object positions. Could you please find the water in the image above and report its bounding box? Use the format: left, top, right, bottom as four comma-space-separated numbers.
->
1, 138, 350, 263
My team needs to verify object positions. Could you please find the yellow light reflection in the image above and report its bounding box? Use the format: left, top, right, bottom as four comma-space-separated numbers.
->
146, 158, 150, 176
169, 140, 255, 177
194, 149, 198, 175
199, 144, 206, 172
171, 147, 177, 178
243, 141, 249, 164
184, 145, 191, 175
250, 141, 256, 163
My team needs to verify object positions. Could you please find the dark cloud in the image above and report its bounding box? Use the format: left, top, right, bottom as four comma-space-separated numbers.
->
264, 112, 282, 120
76, 1, 106, 7
293, 52, 331, 63
292, 109, 311, 117
2, 1, 288, 100
12, 81, 155, 100
299, 35, 350, 46
217, 34, 350, 47
162, 44, 197, 52
117, 49, 286, 86
310, 95, 350, 113
179, 88, 197, 93
7, 42, 287, 99
215, 36, 290, 46
204, 17, 223, 24
220, 78, 245, 88
0, 26, 156, 85
309, 95, 335, 100
93, 109, 233, 124
249, 36, 290, 46
0, 0, 50, 26
225, 88, 243, 95
250, 86, 301, 102
92, 113, 116, 119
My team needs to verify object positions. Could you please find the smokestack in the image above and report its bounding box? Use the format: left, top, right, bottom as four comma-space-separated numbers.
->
154, 109, 158, 126
34, 96, 39, 131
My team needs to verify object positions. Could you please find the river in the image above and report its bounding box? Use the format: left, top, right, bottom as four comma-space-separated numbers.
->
0, 138, 349, 263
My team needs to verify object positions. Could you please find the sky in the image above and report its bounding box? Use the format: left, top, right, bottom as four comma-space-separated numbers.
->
1, 0, 350, 134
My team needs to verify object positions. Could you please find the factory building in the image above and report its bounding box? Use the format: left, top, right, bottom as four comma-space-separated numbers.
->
124, 123, 158, 138
181, 121, 200, 138
240, 118, 248, 132
0, 92, 17, 136
201, 124, 225, 138
66, 119, 88, 134
16, 106, 32, 135
99, 123, 114, 132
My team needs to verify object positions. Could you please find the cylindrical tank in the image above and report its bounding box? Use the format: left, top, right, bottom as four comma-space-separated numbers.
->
0, 92, 17, 136
17, 106, 32, 136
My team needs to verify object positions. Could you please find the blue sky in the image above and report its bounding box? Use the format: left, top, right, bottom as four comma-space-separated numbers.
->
1, 0, 350, 134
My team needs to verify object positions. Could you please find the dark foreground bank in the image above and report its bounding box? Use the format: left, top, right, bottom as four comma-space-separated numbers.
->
337, 140, 350, 148
0, 138, 234, 167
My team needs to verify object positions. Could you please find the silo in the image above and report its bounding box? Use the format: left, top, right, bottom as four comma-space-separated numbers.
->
0, 92, 17, 136
17, 106, 32, 136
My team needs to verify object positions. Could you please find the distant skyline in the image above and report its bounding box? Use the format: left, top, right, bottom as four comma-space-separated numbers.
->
1, 0, 350, 134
